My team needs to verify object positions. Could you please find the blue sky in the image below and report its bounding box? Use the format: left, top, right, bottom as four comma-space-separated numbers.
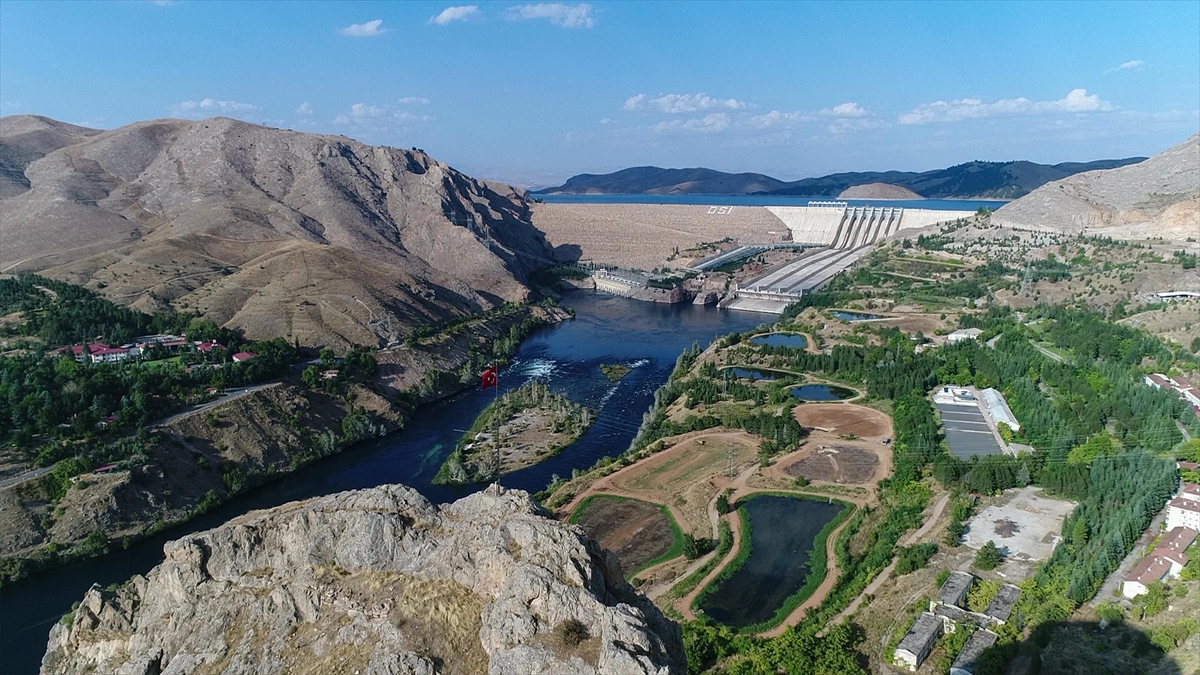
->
1, 1, 1197, 187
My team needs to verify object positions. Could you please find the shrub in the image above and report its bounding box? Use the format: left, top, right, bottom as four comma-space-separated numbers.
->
895, 543, 938, 575
556, 618, 589, 647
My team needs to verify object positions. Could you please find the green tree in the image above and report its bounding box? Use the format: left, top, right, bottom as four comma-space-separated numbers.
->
974, 540, 1003, 570
301, 365, 320, 389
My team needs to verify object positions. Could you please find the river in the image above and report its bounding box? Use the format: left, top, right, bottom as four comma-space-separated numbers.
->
0, 292, 767, 673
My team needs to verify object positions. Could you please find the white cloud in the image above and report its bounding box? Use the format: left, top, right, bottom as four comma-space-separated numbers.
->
296, 102, 313, 115
623, 92, 748, 114
333, 103, 433, 129
398, 96, 430, 105
430, 5, 479, 25
652, 113, 730, 134
899, 89, 1113, 124
506, 3, 596, 28
340, 19, 385, 37
820, 102, 868, 118
599, 117, 615, 124
622, 94, 647, 111
1117, 59, 1146, 71
747, 110, 816, 128
172, 98, 261, 114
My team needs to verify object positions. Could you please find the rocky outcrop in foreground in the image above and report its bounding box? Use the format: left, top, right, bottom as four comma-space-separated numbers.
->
42, 485, 685, 675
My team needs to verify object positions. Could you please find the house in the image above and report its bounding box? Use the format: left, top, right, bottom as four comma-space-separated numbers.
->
982, 584, 1022, 625
946, 328, 983, 343
895, 612, 942, 670
1179, 461, 1200, 472
1123, 526, 1198, 598
1166, 485, 1200, 531
232, 351, 257, 363
195, 340, 226, 353
950, 630, 999, 675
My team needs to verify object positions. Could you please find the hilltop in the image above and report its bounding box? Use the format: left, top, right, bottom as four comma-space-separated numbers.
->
0, 115, 556, 349
540, 166, 787, 195
536, 157, 1146, 199
992, 133, 1199, 240
42, 484, 686, 675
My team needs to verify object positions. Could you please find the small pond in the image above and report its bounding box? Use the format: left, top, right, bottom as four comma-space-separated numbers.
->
723, 367, 790, 381
749, 333, 808, 349
700, 495, 845, 628
830, 311, 881, 321
791, 384, 856, 401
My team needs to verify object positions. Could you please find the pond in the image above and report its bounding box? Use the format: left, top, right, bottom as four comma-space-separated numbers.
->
749, 333, 808, 349
791, 384, 856, 401
699, 495, 845, 628
723, 367, 791, 381
829, 310, 881, 321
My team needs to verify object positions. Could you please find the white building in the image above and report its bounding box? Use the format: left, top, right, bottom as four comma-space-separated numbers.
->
946, 328, 983, 343
894, 612, 942, 670
1167, 484, 1200, 531
980, 387, 1021, 432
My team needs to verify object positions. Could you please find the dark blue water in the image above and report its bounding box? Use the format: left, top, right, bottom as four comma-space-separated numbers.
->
0, 292, 765, 674
701, 495, 844, 628
724, 367, 787, 381
829, 311, 881, 322
749, 333, 808, 349
791, 384, 856, 401
539, 193, 1006, 211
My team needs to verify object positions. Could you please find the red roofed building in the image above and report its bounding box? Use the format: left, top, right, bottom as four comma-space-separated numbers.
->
1145, 373, 1171, 389
1123, 527, 1197, 598
196, 340, 226, 353
232, 351, 257, 363
90, 346, 131, 363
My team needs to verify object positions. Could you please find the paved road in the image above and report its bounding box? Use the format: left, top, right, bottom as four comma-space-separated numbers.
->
1091, 505, 1168, 606
150, 383, 277, 428
1032, 343, 1065, 363
0, 464, 55, 490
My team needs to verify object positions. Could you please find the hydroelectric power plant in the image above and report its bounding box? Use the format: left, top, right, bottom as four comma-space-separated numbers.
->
717, 202, 968, 313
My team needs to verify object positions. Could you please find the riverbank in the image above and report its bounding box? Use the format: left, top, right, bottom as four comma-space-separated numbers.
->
0, 302, 571, 587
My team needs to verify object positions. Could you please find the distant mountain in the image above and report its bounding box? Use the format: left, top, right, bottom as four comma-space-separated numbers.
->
536, 166, 787, 195
993, 134, 1198, 241
0, 115, 555, 348
537, 157, 1147, 200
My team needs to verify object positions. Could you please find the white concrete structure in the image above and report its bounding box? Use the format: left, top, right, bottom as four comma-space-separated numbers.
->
767, 202, 967, 249
946, 328, 983, 343
980, 387, 1021, 432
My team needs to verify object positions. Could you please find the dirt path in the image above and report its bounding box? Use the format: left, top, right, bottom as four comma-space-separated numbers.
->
678, 510, 744, 621
820, 492, 951, 633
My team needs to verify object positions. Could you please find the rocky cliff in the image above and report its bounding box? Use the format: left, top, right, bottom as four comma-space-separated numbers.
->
992, 134, 1198, 241
0, 115, 557, 348
41, 485, 685, 675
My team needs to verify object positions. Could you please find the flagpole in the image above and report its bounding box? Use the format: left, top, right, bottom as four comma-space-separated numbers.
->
494, 364, 501, 484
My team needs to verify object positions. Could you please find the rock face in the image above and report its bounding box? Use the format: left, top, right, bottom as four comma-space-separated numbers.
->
0, 115, 557, 348
41, 485, 686, 675
837, 183, 922, 200
992, 134, 1199, 241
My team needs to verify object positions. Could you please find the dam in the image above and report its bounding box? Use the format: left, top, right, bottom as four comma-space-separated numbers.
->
725, 202, 967, 313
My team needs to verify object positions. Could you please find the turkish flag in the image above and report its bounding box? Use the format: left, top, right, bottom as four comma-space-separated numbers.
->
481, 366, 498, 390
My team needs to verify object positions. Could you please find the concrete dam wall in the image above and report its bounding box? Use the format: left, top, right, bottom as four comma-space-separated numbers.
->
766, 202, 967, 249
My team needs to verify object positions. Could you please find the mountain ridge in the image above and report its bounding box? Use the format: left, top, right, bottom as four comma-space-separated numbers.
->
0, 114, 557, 349
536, 157, 1148, 199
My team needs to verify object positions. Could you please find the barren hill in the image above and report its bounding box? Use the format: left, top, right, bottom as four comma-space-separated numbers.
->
0, 115, 101, 199
0, 115, 556, 348
537, 166, 787, 195
837, 183, 922, 199
992, 134, 1199, 241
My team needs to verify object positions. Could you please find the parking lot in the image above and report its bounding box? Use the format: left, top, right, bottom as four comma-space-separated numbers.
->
964, 487, 1077, 564
935, 403, 1004, 459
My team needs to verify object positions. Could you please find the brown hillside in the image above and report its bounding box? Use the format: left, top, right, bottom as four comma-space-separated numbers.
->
0, 116, 556, 348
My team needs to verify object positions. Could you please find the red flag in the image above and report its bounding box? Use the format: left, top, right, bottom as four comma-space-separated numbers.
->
481, 365, 498, 390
